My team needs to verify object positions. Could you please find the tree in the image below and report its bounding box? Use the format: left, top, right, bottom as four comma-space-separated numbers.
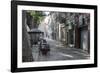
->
28, 11, 45, 28
22, 10, 34, 62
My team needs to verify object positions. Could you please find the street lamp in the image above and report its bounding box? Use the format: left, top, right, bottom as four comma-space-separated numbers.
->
28, 29, 44, 46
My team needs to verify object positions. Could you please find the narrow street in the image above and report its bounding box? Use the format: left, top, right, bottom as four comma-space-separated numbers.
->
22, 11, 91, 62
32, 38, 90, 62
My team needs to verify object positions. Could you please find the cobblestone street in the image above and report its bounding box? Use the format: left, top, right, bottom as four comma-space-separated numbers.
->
32, 38, 90, 61
22, 11, 91, 62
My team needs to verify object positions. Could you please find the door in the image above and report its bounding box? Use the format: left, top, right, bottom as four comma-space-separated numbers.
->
81, 30, 88, 51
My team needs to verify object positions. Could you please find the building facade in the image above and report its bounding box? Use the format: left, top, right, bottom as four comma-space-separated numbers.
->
47, 12, 90, 53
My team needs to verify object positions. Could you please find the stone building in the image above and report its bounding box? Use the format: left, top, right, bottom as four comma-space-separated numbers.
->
75, 13, 90, 53
48, 12, 90, 53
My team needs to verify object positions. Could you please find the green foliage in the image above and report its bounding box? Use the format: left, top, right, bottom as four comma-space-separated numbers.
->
28, 11, 44, 24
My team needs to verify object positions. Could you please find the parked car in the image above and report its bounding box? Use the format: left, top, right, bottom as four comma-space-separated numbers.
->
39, 39, 50, 55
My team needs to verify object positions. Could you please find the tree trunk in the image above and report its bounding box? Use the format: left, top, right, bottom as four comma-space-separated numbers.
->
22, 10, 34, 62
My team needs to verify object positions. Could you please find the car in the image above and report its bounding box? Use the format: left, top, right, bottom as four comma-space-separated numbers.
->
39, 39, 50, 55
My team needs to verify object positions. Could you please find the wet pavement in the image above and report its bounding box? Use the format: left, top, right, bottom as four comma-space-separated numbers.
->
32, 38, 90, 62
